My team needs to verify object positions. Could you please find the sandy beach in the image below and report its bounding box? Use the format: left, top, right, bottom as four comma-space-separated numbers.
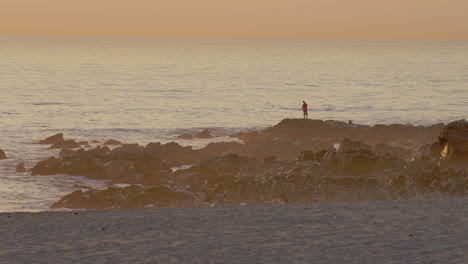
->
1, 197, 467, 263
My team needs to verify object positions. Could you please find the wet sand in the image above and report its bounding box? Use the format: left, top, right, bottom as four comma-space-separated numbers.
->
1, 198, 467, 263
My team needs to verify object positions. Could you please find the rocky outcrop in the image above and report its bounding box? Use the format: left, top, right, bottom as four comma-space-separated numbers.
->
51, 184, 205, 209
44, 119, 467, 210
50, 140, 80, 149
195, 129, 213, 138
298, 150, 315, 161
438, 119, 468, 167
232, 119, 443, 146
104, 139, 122, 145
322, 139, 406, 175
39, 133, 64, 145
16, 163, 26, 172
0, 149, 6, 160
31, 146, 171, 184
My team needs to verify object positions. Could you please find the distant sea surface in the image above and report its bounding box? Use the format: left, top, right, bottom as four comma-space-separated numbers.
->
0, 35, 467, 212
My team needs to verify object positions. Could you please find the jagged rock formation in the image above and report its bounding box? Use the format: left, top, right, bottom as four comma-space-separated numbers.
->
31, 145, 171, 184
232, 118, 443, 146
39, 133, 64, 145
438, 119, 468, 167
51, 185, 206, 209
36, 119, 467, 210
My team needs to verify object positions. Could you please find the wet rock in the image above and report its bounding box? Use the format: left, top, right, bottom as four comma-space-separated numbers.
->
298, 150, 315, 161
58, 148, 80, 158
145, 142, 201, 166
438, 119, 468, 167
0, 149, 6, 160
430, 142, 442, 157
51, 184, 203, 209
30, 157, 59, 175
104, 139, 122, 145
111, 144, 143, 155
31, 146, 171, 184
231, 118, 443, 146
195, 129, 213, 139
50, 140, 80, 149
323, 139, 405, 175
374, 143, 412, 161
16, 163, 26, 172
39, 133, 64, 145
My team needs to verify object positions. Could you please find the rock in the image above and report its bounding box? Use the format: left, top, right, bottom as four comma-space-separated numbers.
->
50, 140, 80, 149
0, 149, 6, 160
430, 142, 442, 157
58, 148, 80, 158
51, 184, 203, 209
340, 138, 372, 152
231, 118, 444, 146
438, 120, 468, 167
263, 156, 277, 163
31, 145, 171, 183
323, 138, 405, 175
177, 134, 193, 139
298, 150, 315, 161
78, 141, 89, 145
111, 144, 143, 155
104, 139, 122, 145
39, 133, 64, 145
16, 163, 26, 172
195, 129, 213, 139
30, 157, 59, 175
145, 142, 201, 166
374, 143, 412, 161
315, 149, 328, 162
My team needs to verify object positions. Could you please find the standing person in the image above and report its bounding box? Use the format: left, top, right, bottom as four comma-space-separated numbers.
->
302, 101, 308, 119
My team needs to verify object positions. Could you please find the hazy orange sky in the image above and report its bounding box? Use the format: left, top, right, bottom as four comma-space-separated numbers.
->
1, 0, 468, 39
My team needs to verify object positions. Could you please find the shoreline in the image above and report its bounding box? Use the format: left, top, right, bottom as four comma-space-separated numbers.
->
1, 197, 467, 263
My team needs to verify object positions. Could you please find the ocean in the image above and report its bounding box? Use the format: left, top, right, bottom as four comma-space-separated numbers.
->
0, 35, 467, 212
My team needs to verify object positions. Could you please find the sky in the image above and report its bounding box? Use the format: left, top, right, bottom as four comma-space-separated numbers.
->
1, 0, 468, 39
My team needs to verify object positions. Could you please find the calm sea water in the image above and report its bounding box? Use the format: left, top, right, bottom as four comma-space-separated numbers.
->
0, 35, 467, 212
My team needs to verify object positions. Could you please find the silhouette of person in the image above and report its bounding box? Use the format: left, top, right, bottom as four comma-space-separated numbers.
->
302, 101, 308, 119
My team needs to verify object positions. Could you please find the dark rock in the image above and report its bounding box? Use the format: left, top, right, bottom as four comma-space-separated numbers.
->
430, 142, 442, 157
231, 118, 444, 146
30, 157, 59, 175
31, 145, 171, 184
315, 149, 328, 162
58, 148, 80, 158
50, 140, 80, 149
0, 149, 6, 160
16, 163, 26, 172
298, 150, 315, 161
177, 134, 193, 139
323, 138, 405, 175
263, 156, 277, 163
438, 119, 468, 167
104, 139, 122, 145
195, 129, 213, 139
51, 184, 203, 209
39, 133, 64, 145
374, 143, 412, 161
78, 141, 89, 145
